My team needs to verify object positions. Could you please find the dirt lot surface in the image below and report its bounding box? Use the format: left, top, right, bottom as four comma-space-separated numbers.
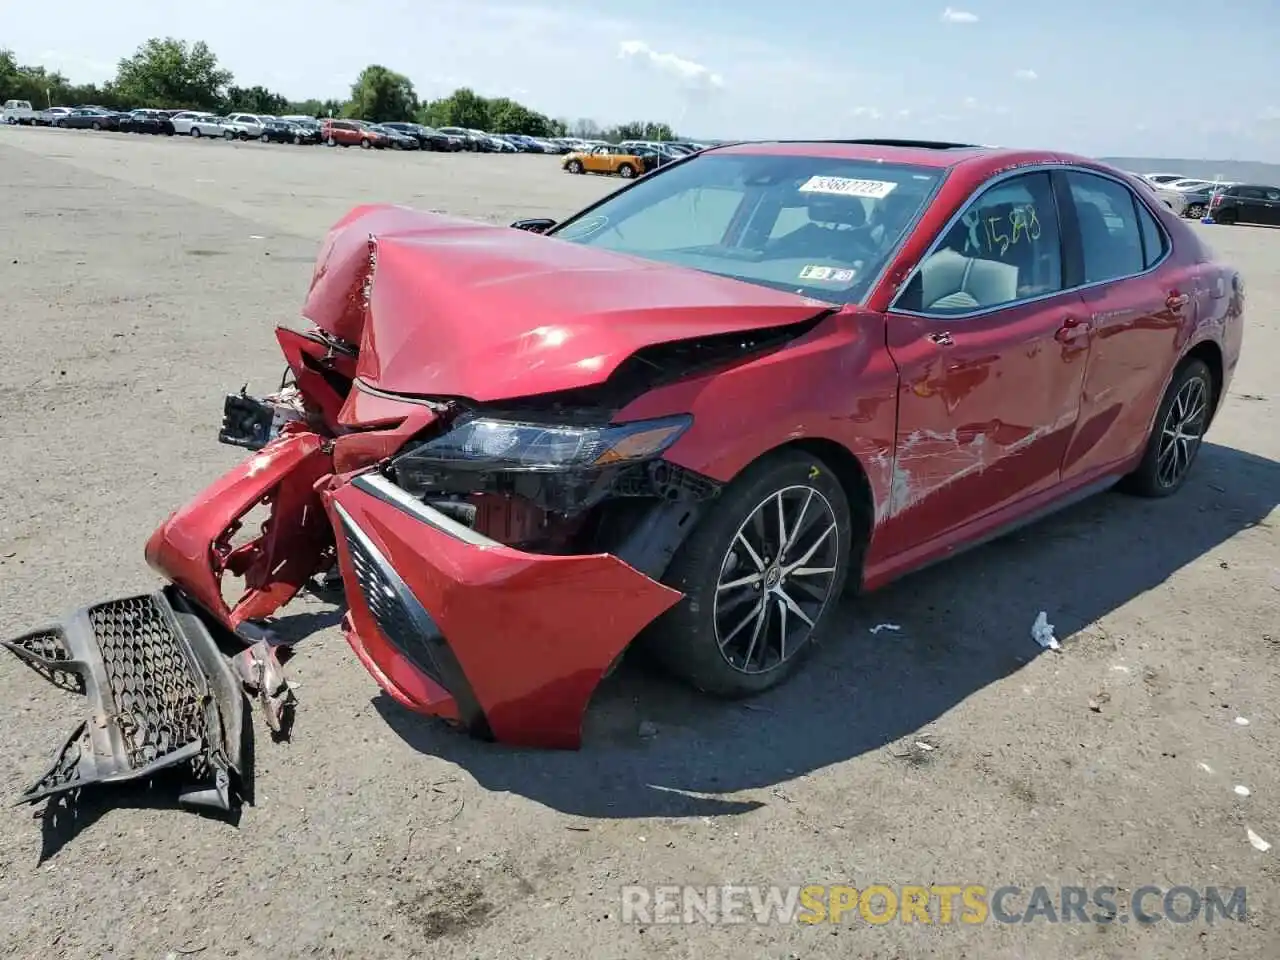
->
0, 127, 1276, 960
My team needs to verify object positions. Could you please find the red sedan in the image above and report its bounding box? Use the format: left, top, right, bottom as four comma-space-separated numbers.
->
5, 139, 1244, 811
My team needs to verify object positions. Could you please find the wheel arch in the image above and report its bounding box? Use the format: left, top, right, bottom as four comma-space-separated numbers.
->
1182, 339, 1224, 422
728, 437, 878, 591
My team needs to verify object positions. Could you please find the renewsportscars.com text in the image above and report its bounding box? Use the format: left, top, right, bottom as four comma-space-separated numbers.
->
619, 884, 1247, 926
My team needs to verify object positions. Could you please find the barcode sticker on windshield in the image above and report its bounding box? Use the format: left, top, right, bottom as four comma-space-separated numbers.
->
799, 176, 897, 199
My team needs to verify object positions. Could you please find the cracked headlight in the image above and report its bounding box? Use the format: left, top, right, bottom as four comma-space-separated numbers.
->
393, 414, 692, 477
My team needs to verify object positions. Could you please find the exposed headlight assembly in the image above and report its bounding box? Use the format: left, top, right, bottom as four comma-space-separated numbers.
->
395, 414, 691, 472
389, 414, 693, 514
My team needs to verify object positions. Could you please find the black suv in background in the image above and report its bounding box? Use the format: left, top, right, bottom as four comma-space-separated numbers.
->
380, 122, 460, 151
1209, 184, 1280, 225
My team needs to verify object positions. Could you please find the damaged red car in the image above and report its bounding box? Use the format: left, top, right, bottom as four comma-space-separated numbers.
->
5, 139, 1244, 812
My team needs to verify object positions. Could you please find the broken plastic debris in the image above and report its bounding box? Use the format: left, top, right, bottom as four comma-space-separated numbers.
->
1031, 611, 1060, 650
231, 639, 297, 736
914, 741, 935, 752
1235, 717, 1251, 726
1247, 828, 1271, 852
235, 621, 284, 647
1235, 785, 1251, 797
869, 623, 901, 634
1198, 762, 1214, 774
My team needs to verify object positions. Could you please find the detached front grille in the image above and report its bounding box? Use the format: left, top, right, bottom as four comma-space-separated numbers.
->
91, 595, 205, 769
338, 508, 446, 690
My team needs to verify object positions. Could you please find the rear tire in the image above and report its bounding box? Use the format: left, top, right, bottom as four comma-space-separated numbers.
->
1186, 203, 1206, 219
1118, 359, 1214, 498
641, 450, 854, 697
618, 163, 636, 178
224, 129, 237, 140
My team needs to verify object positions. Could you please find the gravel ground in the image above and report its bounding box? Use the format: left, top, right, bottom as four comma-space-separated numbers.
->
0, 127, 1276, 960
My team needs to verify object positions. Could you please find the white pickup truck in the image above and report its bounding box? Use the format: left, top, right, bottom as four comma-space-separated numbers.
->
3, 100, 37, 125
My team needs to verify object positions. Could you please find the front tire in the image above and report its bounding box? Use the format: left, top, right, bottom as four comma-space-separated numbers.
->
642, 450, 853, 696
1119, 359, 1214, 498
190, 127, 202, 138
566, 159, 583, 174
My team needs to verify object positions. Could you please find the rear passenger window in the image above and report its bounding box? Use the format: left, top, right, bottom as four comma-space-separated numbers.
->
1065, 172, 1145, 283
895, 171, 1063, 315
1134, 199, 1167, 269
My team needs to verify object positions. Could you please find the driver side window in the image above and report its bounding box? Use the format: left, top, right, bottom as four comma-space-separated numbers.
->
895, 171, 1063, 315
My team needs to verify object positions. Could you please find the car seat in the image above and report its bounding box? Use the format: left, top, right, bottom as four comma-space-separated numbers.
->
766, 193, 870, 260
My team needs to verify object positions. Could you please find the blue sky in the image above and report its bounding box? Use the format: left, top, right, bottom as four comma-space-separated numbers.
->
7, 0, 1280, 159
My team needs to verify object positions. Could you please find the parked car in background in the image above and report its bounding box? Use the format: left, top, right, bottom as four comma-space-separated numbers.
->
1141, 172, 1188, 187
437, 126, 496, 151
1208, 183, 1280, 225
261, 118, 320, 144
170, 112, 233, 138
563, 143, 656, 178
1154, 178, 1216, 214
1168, 182, 1233, 219
36, 107, 72, 126
59, 107, 123, 131
367, 124, 419, 149
380, 122, 459, 151
118, 109, 176, 135
224, 113, 269, 139
3, 99, 37, 124
321, 118, 386, 148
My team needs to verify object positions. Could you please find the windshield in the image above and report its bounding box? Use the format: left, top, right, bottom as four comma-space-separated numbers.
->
549, 152, 942, 304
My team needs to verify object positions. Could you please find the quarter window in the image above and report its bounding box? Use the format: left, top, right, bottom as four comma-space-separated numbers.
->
1134, 198, 1167, 269
896, 171, 1063, 314
1065, 171, 1145, 284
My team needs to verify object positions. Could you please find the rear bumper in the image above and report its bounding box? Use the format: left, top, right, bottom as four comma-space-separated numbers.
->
2, 586, 247, 810
325, 473, 683, 748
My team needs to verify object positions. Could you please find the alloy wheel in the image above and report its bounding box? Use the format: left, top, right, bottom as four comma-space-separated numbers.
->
714, 485, 840, 675
1156, 374, 1209, 489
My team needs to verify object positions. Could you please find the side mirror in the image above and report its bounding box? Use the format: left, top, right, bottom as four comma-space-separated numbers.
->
510, 218, 556, 234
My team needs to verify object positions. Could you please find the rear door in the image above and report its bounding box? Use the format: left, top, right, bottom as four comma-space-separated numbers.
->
1232, 186, 1267, 223
1056, 169, 1190, 482
881, 169, 1089, 548
1261, 186, 1280, 225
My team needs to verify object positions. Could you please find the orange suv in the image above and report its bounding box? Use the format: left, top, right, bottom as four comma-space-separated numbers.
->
321, 119, 387, 149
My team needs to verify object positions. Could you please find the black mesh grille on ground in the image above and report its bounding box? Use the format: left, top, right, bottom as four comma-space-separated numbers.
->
341, 517, 446, 689
90, 595, 206, 769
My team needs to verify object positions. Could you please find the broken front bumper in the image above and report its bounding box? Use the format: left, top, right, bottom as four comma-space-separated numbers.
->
326, 473, 684, 748
2, 586, 247, 810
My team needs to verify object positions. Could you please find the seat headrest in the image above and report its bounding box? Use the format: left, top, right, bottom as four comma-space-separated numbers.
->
805, 194, 867, 229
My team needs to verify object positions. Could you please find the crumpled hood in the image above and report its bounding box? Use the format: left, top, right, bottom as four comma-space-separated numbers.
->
301, 204, 833, 402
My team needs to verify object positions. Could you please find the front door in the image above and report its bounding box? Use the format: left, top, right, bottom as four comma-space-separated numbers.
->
880, 170, 1090, 551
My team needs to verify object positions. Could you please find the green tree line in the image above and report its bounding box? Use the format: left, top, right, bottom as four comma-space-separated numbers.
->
1, 38, 678, 140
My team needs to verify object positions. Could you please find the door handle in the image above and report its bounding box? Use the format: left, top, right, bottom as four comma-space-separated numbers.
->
928, 331, 954, 346
1054, 316, 1090, 343
1166, 292, 1190, 309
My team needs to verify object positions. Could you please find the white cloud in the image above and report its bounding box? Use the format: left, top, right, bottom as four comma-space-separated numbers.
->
963, 96, 979, 109
1259, 106, 1280, 122
617, 40, 725, 94
941, 7, 979, 23
1014, 68, 1037, 80
897, 108, 912, 118
851, 106, 883, 120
